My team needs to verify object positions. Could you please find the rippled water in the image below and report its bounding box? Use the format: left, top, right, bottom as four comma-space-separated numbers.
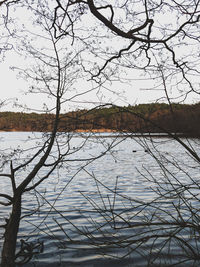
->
0, 132, 200, 266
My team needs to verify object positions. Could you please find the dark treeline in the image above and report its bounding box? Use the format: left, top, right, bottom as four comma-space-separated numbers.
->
0, 103, 200, 136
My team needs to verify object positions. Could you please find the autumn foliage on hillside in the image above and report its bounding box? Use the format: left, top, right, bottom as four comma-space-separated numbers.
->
0, 103, 199, 136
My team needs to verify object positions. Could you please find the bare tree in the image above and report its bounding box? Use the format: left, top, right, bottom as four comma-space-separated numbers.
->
0, 2, 127, 266
52, 0, 200, 101
0, 1, 200, 266
2, 1, 200, 101
0, 1, 111, 266
0, 7, 65, 266
50, 8, 200, 265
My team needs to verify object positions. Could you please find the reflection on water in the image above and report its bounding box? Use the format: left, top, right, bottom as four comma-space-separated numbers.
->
0, 132, 200, 266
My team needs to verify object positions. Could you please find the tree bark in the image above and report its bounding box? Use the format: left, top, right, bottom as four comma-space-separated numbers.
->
1, 194, 21, 267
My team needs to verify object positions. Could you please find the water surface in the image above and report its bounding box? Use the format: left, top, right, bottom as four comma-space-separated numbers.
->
0, 132, 199, 266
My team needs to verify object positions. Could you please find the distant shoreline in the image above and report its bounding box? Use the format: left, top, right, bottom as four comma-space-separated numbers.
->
0, 103, 199, 136
0, 129, 198, 138
0, 128, 116, 132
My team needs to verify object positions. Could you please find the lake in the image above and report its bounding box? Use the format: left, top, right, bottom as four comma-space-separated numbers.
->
0, 132, 200, 266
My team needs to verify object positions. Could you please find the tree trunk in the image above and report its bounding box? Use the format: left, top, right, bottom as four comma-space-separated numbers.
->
1, 194, 21, 267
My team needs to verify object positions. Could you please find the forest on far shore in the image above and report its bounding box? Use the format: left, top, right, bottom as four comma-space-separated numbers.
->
0, 103, 199, 136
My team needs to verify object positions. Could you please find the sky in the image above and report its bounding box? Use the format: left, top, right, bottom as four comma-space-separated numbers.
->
1, 2, 200, 113
1, 56, 198, 113
0, 52, 165, 112
1, 48, 199, 113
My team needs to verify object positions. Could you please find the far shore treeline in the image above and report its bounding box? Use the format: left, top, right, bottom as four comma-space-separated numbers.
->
0, 103, 199, 136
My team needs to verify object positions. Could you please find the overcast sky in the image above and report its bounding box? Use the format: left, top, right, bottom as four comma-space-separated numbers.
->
0, 56, 159, 112
1, 54, 198, 113
1, 3, 199, 113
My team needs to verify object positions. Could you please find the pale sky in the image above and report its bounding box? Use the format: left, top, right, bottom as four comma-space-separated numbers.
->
1, 3, 200, 113
1, 46, 199, 113
1, 56, 198, 113
0, 54, 162, 112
